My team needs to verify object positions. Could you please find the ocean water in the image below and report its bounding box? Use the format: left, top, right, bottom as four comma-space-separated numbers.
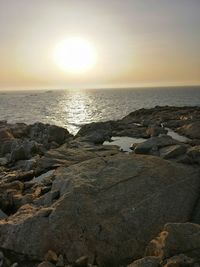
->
0, 86, 200, 134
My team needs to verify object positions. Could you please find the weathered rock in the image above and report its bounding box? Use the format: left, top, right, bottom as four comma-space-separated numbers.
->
146, 223, 200, 260
10, 145, 27, 162
27, 122, 71, 146
44, 250, 57, 263
0, 251, 4, 267
134, 135, 178, 155
0, 128, 14, 142
0, 154, 199, 266
146, 125, 167, 137
47, 125, 70, 145
186, 145, 200, 164
0, 209, 8, 220
0, 157, 8, 166
163, 254, 195, 267
38, 262, 55, 267
73, 256, 88, 267
76, 122, 112, 144
178, 122, 200, 139
127, 256, 160, 267
159, 145, 187, 159
56, 255, 64, 267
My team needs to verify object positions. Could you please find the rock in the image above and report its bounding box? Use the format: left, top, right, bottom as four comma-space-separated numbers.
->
28, 123, 71, 147
163, 254, 195, 267
159, 145, 187, 159
0, 157, 8, 166
73, 256, 88, 267
38, 262, 56, 267
10, 145, 27, 162
146, 125, 167, 137
146, 223, 200, 260
0, 251, 4, 267
76, 122, 112, 144
1, 181, 24, 191
178, 122, 200, 139
134, 135, 177, 155
0, 128, 14, 142
127, 256, 160, 267
186, 146, 200, 164
44, 250, 58, 263
43, 190, 60, 206
56, 255, 64, 266
0, 209, 8, 220
0, 154, 199, 266
47, 125, 71, 145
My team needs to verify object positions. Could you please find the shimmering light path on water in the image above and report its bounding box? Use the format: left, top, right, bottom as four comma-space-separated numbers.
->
0, 87, 200, 134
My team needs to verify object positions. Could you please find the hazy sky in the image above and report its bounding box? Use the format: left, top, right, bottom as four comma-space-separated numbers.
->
0, 0, 200, 89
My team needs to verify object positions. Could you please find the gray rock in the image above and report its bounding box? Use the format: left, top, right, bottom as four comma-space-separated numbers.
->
38, 262, 55, 267
159, 144, 187, 159
0, 157, 8, 166
146, 125, 167, 137
187, 145, 200, 164
10, 145, 27, 162
163, 254, 194, 267
0, 251, 4, 267
0, 209, 8, 220
73, 256, 88, 267
76, 121, 112, 144
134, 135, 177, 155
0, 154, 199, 266
178, 122, 200, 139
56, 255, 64, 267
44, 250, 58, 263
127, 256, 160, 267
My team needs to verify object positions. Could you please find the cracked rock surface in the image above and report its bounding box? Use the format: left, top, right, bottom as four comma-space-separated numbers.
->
1, 106, 200, 267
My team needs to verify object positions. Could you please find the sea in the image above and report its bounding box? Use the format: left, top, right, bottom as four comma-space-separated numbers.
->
0, 86, 200, 135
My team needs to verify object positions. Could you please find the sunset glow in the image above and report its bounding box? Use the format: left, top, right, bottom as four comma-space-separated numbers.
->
54, 38, 97, 73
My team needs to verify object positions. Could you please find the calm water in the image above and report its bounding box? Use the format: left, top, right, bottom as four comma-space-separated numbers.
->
0, 86, 200, 134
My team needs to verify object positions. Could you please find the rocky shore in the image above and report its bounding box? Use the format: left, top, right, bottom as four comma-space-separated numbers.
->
0, 106, 200, 267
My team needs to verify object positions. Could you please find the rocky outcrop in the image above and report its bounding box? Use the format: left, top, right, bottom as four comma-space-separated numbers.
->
76, 121, 113, 144
0, 154, 199, 266
1, 106, 200, 267
0, 122, 72, 165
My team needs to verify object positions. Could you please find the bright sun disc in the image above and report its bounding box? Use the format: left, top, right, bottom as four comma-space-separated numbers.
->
54, 37, 97, 73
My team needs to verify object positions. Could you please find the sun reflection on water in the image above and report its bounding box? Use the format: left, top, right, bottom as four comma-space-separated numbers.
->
58, 90, 95, 133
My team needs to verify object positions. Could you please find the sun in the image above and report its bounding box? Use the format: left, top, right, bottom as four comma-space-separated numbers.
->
54, 37, 97, 73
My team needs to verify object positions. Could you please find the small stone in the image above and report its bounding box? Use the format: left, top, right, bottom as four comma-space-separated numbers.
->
11, 263, 19, 267
44, 250, 58, 263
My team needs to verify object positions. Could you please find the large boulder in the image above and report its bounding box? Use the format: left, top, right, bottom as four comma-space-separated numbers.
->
0, 154, 199, 266
76, 122, 112, 144
27, 123, 71, 146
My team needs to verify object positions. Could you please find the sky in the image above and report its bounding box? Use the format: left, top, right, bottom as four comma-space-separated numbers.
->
0, 0, 200, 90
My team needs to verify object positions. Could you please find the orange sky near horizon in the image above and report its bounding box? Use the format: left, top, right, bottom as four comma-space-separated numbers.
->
0, 0, 200, 90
